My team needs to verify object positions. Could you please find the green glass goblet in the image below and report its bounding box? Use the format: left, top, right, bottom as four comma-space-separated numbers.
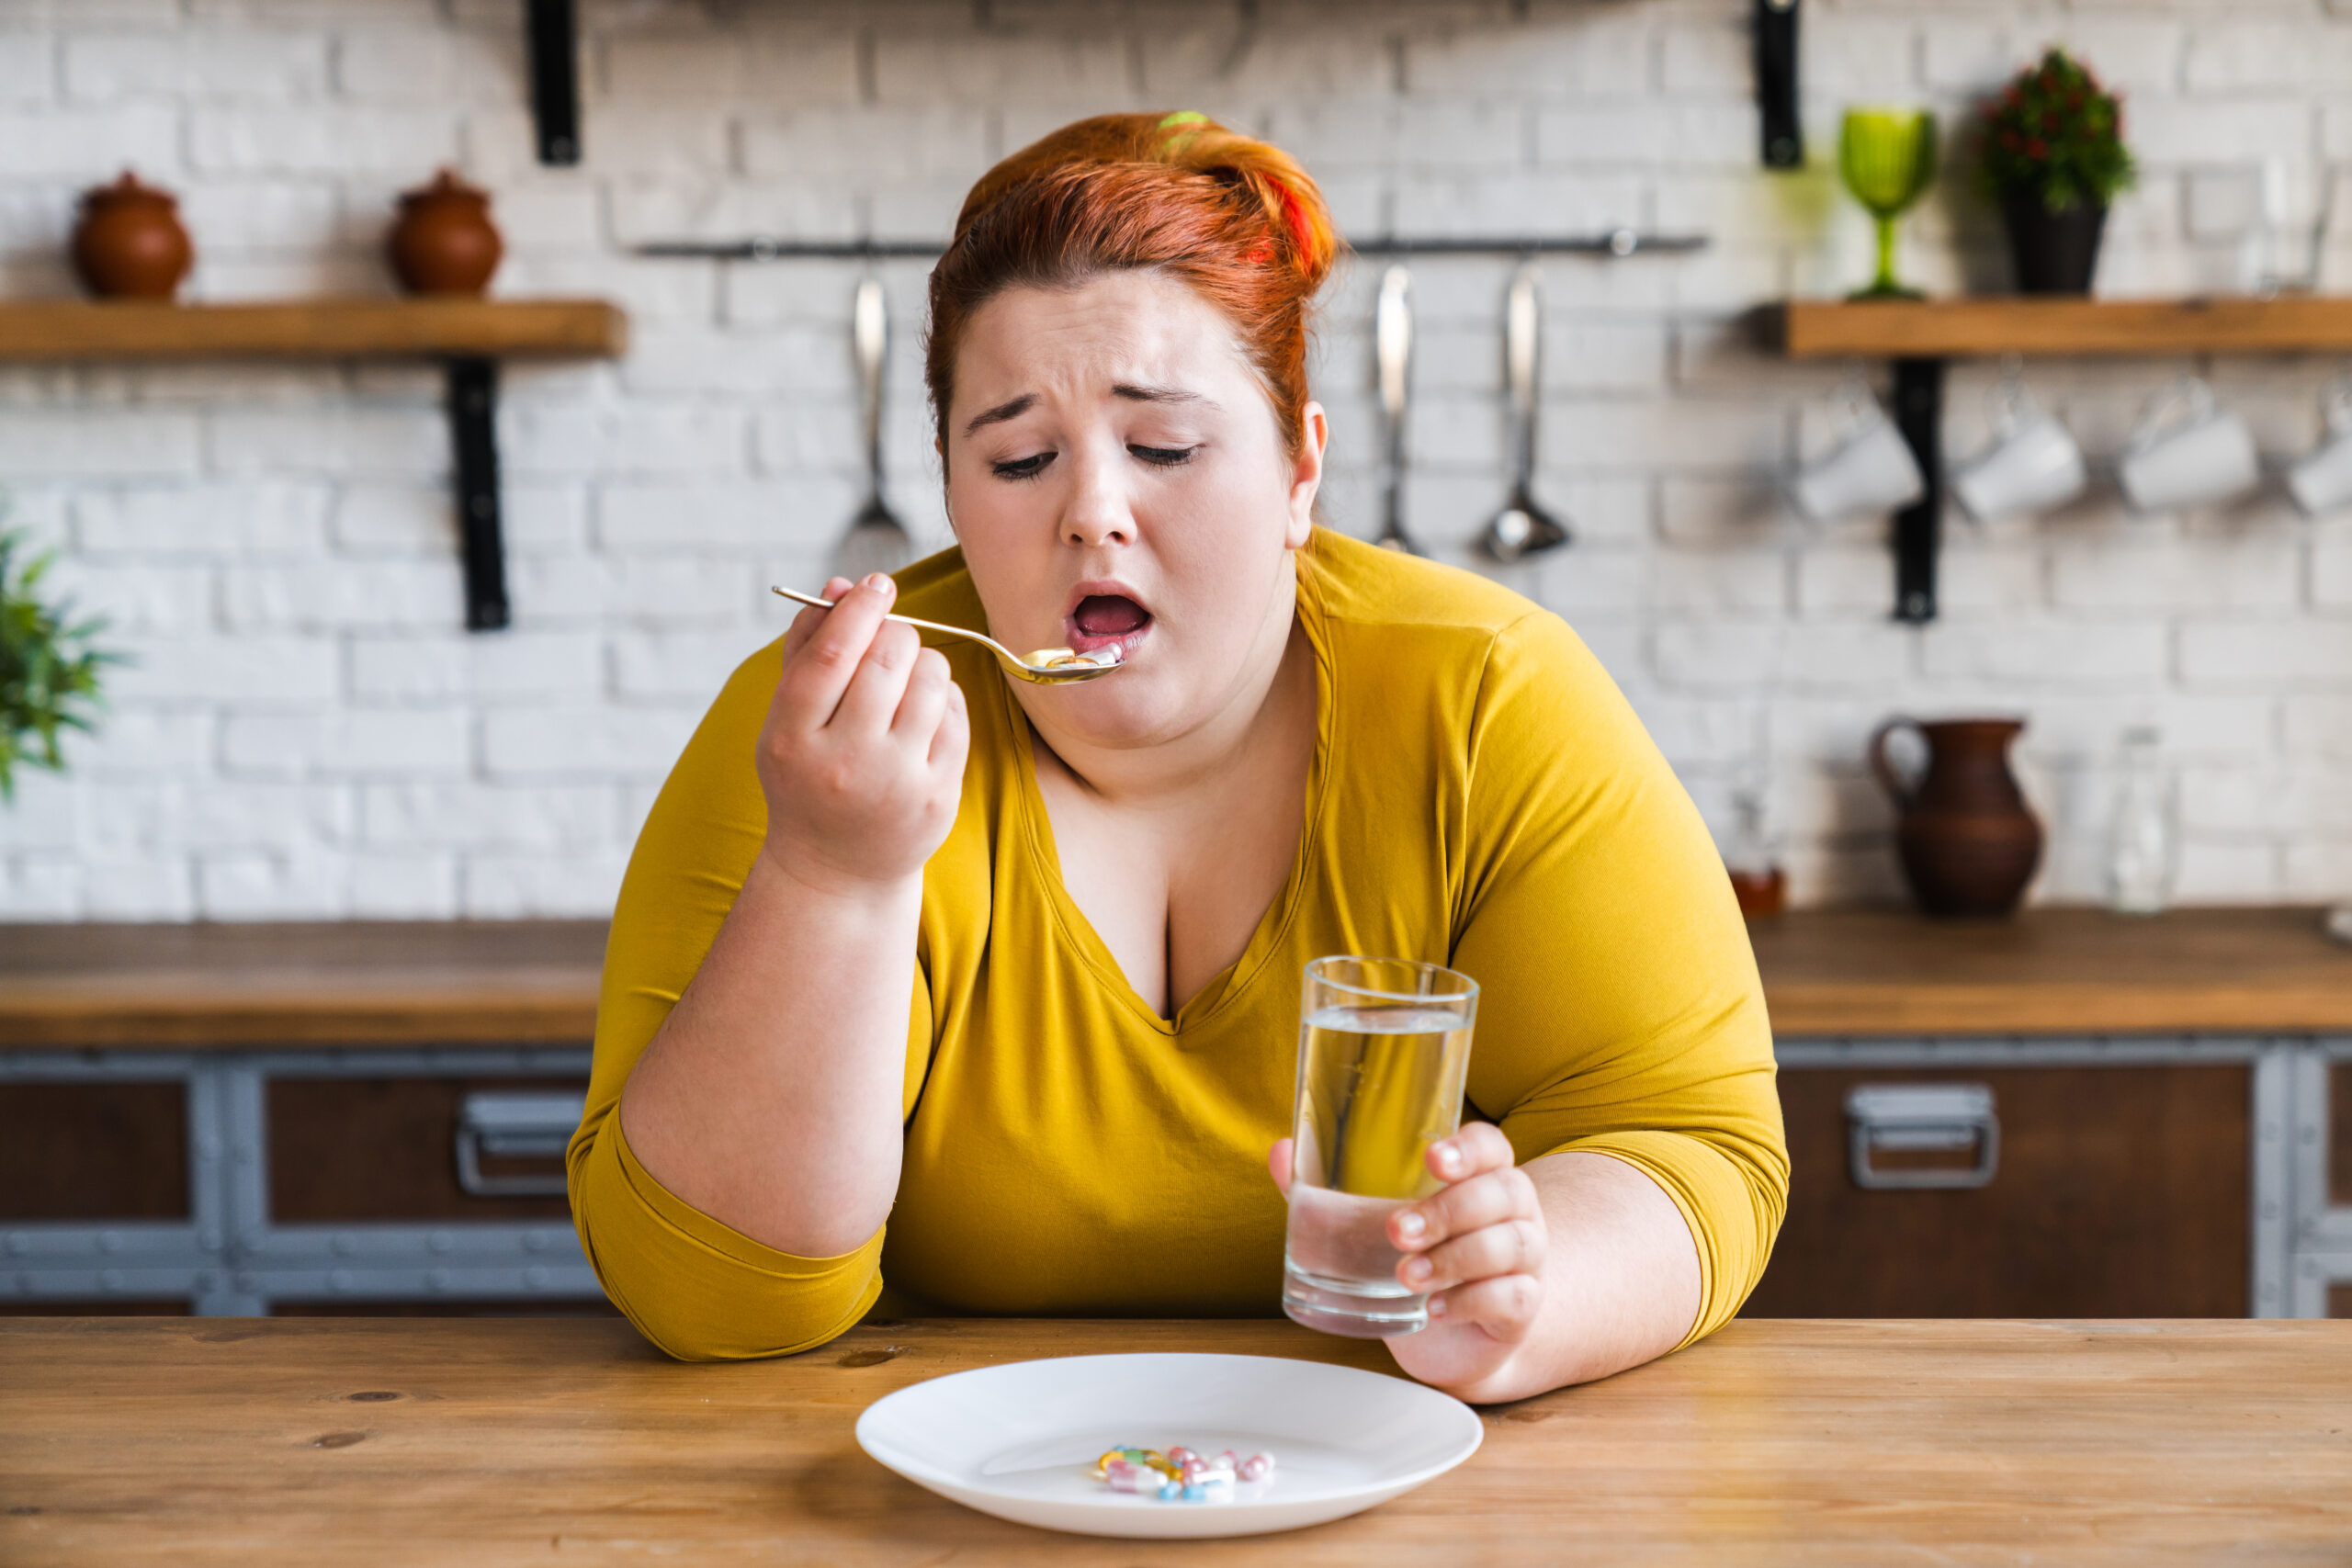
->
1839, 107, 1939, 300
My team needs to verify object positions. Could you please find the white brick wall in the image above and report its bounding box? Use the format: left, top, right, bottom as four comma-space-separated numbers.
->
1, 0, 2348, 919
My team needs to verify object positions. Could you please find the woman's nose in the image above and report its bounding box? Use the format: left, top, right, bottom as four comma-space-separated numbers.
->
1059, 444, 1136, 549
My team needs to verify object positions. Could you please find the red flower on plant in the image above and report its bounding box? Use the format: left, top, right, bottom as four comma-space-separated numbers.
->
2025, 136, 2048, 159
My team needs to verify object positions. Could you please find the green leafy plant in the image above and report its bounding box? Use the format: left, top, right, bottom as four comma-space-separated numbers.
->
0, 526, 119, 801
1976, 48, 2137, 214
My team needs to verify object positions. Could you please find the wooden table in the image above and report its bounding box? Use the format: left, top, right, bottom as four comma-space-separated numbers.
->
4, 1316, 2346, 1564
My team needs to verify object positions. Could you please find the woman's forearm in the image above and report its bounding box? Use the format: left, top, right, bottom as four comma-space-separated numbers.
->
1461, 1151, 1702, 1402
616, 848, 922, 1258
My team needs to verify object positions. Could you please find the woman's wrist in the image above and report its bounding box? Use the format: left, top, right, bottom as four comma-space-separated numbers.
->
752, 836, 928, 914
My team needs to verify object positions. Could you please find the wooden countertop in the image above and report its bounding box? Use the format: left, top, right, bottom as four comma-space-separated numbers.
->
3, 1315, 2346, 1564
1749, 905, 2352, 1036
1, 907, 2347, 1048
0, 920, 607, 1047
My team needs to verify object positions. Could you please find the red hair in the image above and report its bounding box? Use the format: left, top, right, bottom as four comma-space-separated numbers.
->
924, 112, 1340, 460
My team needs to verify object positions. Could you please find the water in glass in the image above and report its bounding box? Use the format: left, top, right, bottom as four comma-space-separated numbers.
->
1283, 1000, 1475, 1337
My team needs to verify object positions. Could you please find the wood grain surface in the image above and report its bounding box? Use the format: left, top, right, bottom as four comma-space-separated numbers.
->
1748, 1066, 2248, 1318
1767, 295, 2352, 358
4, 908, 2347, 1048
1748, 905, 2352, 1035
0, 920, 607, 1046
2, 1316, 2346, 1565
0, 299, 627, 361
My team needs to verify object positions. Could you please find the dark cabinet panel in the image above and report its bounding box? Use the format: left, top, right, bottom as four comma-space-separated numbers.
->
1746, 1065, 2247, 1318
268, 1077, 581, 1223
0, 1301, 187, 1314
2334, 1285, 2351, 1319
0, 1082, 187, 1220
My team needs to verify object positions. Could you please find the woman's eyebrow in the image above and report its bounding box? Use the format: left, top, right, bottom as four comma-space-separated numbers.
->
1112, 383, 1218, 410
963, 392, 1037, 435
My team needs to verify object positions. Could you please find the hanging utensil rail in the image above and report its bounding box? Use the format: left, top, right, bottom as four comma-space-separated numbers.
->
632, 231, 1709, 262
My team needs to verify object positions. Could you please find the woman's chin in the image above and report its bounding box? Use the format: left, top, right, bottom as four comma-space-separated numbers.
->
1037, 667, 1201, 747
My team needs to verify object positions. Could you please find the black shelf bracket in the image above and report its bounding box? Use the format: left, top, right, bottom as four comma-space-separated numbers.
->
1890, 356, 1945, 625
446, 356, 510, 632
526, 0, 580, 166
1756, 0, 1802, 168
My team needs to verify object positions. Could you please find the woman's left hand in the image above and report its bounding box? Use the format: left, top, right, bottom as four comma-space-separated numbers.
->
1268, 1122, 1546, 1400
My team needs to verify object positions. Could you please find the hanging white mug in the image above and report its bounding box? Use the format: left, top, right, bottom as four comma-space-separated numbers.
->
1952, 376, 2086, 523
2286, 378, 2352, 516
1792, 382, 1925, 523
2116, 377, 2260, 513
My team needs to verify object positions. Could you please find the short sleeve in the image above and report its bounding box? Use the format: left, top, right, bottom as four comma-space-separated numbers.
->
1447, 612, 1787, 1348
565, 638, 934, 1360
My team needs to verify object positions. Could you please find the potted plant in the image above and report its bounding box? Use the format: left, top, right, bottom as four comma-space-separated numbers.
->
1976, 48, 2136, 295
1, 526, 117, 801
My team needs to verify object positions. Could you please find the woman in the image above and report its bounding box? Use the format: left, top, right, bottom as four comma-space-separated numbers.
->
570, 114, 1785, 1404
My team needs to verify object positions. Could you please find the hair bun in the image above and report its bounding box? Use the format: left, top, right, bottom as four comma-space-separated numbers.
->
950, 112, 1339, 297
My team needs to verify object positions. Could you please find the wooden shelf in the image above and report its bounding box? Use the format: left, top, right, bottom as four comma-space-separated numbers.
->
0, 298, 628, 630
0, 297, 627, 363
1767, 296, 2352, 360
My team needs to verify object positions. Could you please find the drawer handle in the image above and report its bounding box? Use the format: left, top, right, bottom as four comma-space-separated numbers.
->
455, 1091, 585, 1199
1845, 1083, 1999, 1190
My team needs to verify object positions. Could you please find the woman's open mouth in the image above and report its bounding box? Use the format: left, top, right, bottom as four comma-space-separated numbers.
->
1065, 592, 1153, 657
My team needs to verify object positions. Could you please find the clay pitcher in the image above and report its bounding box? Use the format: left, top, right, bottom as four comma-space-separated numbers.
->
1868, 716, 2042, 918
71, 171, 194, 299
387, 169, 503, 296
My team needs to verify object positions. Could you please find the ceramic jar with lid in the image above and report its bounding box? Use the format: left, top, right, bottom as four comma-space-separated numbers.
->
387, 169, 503, 296
71, 172, 195, 300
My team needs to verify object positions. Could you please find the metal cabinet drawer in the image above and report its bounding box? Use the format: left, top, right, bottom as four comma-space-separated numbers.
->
267, 1077, 584, 1224
1745, 1064, 2249, 1318
0, 1081, 187, 1221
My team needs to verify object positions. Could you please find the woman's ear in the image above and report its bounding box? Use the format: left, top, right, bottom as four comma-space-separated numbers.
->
1283, 402, 1327, 550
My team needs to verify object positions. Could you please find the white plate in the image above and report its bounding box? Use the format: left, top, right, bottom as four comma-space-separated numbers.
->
854, 1352, 1483, 1540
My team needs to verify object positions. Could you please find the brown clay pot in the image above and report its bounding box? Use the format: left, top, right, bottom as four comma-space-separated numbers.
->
71, 171, 194, 300
1868, 716, 2043, 919
387, 169, 503, 296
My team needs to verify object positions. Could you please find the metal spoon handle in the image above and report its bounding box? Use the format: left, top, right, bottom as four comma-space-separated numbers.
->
772, 585, 1026, 666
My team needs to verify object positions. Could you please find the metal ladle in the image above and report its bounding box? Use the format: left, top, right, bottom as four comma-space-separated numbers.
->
770, 587, 1124, 685
1479, 265, 1572, 563
832, 276, 916, 579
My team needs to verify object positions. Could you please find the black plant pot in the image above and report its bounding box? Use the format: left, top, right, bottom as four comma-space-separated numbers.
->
2000, 191, 2108, 295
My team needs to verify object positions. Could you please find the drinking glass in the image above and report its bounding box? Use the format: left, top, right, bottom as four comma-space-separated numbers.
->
1840, 107, 1938, 299
1281, 956, 1478, 1338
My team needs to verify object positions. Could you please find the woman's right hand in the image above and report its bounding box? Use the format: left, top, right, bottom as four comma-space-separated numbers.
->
757, 572, 970, 892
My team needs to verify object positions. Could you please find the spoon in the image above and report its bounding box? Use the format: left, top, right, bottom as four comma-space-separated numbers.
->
770, 587, 1124, 684
1479, 265, 1572, 564
832, 276, 916, 579
1374, 265, 1423, 555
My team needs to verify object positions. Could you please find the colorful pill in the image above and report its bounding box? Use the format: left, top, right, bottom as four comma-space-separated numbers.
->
1238, 1453, 1273, 1482
1158, 1482, 1182, 1501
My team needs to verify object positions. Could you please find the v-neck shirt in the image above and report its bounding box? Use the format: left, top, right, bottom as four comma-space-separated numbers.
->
570, 529, 1787, 1360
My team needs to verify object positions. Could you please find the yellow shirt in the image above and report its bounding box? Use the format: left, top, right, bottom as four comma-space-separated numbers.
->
568, 529, 1786, 1360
